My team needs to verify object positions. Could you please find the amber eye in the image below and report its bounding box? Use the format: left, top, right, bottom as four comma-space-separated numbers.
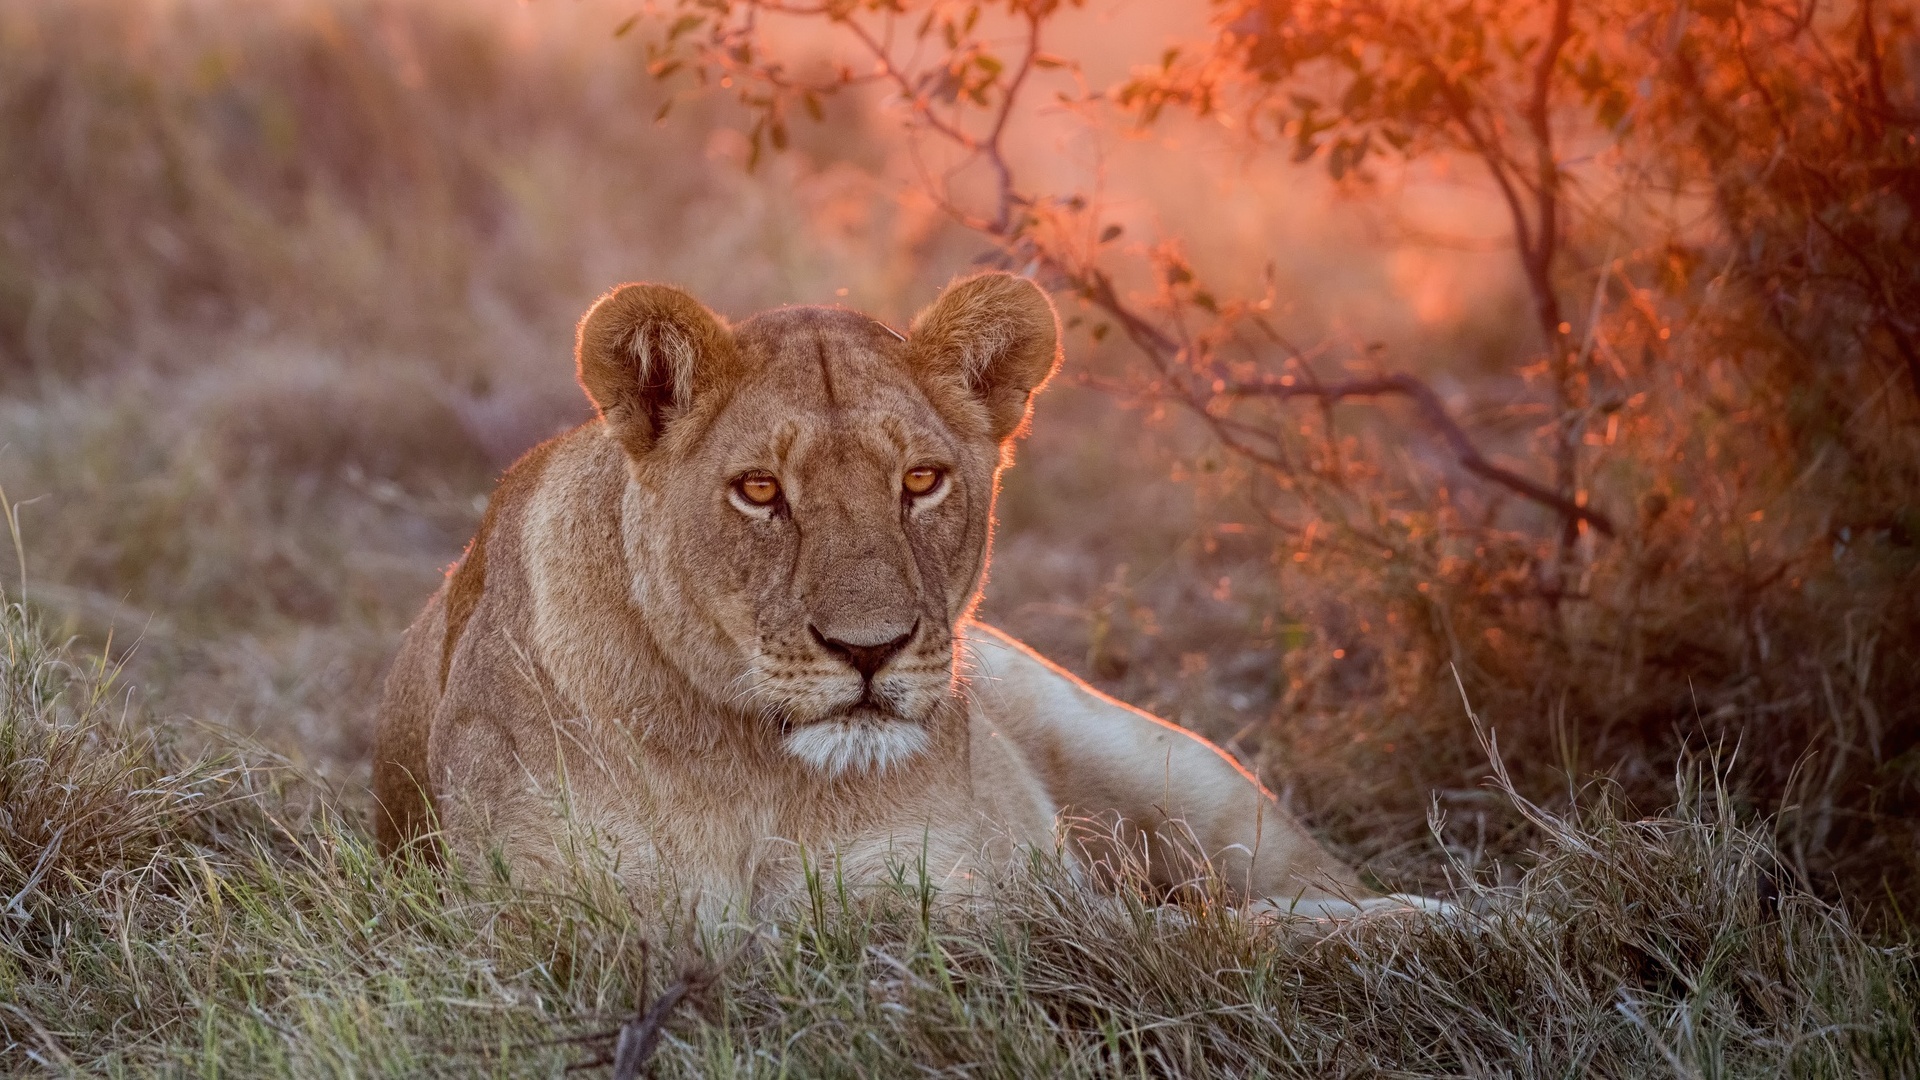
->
903, 466, 944, 497
736, 472, 781, 506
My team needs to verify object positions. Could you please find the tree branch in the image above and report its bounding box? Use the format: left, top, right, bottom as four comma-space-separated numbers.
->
984, 10, 1043, 232
1524, 0, 1580, 555
1526, 0, 1574, 298
1218, 374, 1616, 536
1073, 268, 1615, 537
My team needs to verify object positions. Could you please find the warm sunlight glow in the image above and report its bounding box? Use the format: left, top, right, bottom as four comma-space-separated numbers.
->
6, 0, 1915, 1069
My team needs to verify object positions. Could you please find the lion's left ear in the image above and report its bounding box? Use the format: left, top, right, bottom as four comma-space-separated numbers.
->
909, 272, 1062, 442
576, 283, 739, 459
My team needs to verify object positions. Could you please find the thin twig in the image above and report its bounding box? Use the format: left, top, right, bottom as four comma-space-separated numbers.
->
1071, 266, 1615, 535
607, 967, 703, 1080
1218, 374, 1616, 536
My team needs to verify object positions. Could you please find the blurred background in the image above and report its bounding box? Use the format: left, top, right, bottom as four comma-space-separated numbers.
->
2, 0, 1914, 922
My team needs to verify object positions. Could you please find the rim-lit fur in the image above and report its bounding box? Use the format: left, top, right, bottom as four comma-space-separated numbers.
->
372, 273, 1409, 927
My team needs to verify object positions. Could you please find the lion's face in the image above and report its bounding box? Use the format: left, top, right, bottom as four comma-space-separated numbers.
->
574, 275, 1060, 776
655, 308, 995, 775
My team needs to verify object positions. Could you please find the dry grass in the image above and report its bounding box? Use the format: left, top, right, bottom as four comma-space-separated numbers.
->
0, 607, 232, 905
0, 608, 1914, 1076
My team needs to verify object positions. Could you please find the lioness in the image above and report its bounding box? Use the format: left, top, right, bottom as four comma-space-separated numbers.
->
373, 273, 1428, 924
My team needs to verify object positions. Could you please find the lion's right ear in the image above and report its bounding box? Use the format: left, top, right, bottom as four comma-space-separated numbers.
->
576, 283, 738, 458
908, 272, 1062, 443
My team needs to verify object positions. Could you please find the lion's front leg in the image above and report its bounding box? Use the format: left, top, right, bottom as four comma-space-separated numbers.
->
429, 707, 645, 882
959, 622, 1371, 907
424, 688, 756, 929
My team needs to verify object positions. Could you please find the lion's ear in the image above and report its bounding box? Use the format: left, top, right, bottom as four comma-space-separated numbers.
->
909, 272, 1062, 442
576, 283, 737, 458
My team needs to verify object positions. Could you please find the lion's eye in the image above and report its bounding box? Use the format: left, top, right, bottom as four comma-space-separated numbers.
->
903, 466, 944, 497
736, 472, 781, 506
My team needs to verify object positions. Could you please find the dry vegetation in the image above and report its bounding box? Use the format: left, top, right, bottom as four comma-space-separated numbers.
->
3, 601, 1914, 1074
1, 0, 1916, 1074
653, 0, 1920, 918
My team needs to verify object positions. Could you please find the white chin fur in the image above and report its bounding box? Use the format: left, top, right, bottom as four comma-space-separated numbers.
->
783, 719, 930, 777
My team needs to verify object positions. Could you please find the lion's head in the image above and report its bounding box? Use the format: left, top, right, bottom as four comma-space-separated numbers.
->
573, 273, 1059, 776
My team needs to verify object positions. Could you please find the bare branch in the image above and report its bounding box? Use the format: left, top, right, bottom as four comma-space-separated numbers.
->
609, 971, 700, 1080
554, 946, 730, 1076
982, 10, 1042, 232
1218, 374, 1616, 536
1072, 268, 1615, 536
1526, 0, 1575, 293
836, 15, 981, 155
1523, 0, 1581, 556
1433, 75, 1538, 265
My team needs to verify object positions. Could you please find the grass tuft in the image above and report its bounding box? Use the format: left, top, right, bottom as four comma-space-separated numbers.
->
0, 600, 239, 908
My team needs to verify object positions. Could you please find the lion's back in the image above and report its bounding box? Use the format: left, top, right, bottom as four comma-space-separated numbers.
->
371, 587, 448, 854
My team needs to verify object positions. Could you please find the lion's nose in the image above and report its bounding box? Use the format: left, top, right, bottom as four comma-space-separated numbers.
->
810, 620, 917, 681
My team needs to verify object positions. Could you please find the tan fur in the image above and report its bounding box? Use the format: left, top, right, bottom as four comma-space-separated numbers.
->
373, 273, 1420, 925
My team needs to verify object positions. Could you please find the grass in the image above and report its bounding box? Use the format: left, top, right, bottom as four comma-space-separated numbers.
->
1, 603, 1914, 1077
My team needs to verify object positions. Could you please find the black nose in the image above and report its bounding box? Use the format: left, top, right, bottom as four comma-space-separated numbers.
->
811, 621, 917, 681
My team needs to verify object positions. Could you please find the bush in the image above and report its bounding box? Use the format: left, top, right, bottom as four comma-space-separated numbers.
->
642, 0, 1920, 926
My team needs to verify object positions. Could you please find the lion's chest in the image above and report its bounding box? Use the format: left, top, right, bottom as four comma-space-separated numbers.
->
615, 747, 1010, 917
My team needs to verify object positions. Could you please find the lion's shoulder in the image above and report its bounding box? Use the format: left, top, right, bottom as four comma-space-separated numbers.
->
440, 423, 622, 687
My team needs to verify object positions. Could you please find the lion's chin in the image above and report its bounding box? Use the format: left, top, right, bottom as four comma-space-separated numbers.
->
782, 711, 931, 778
